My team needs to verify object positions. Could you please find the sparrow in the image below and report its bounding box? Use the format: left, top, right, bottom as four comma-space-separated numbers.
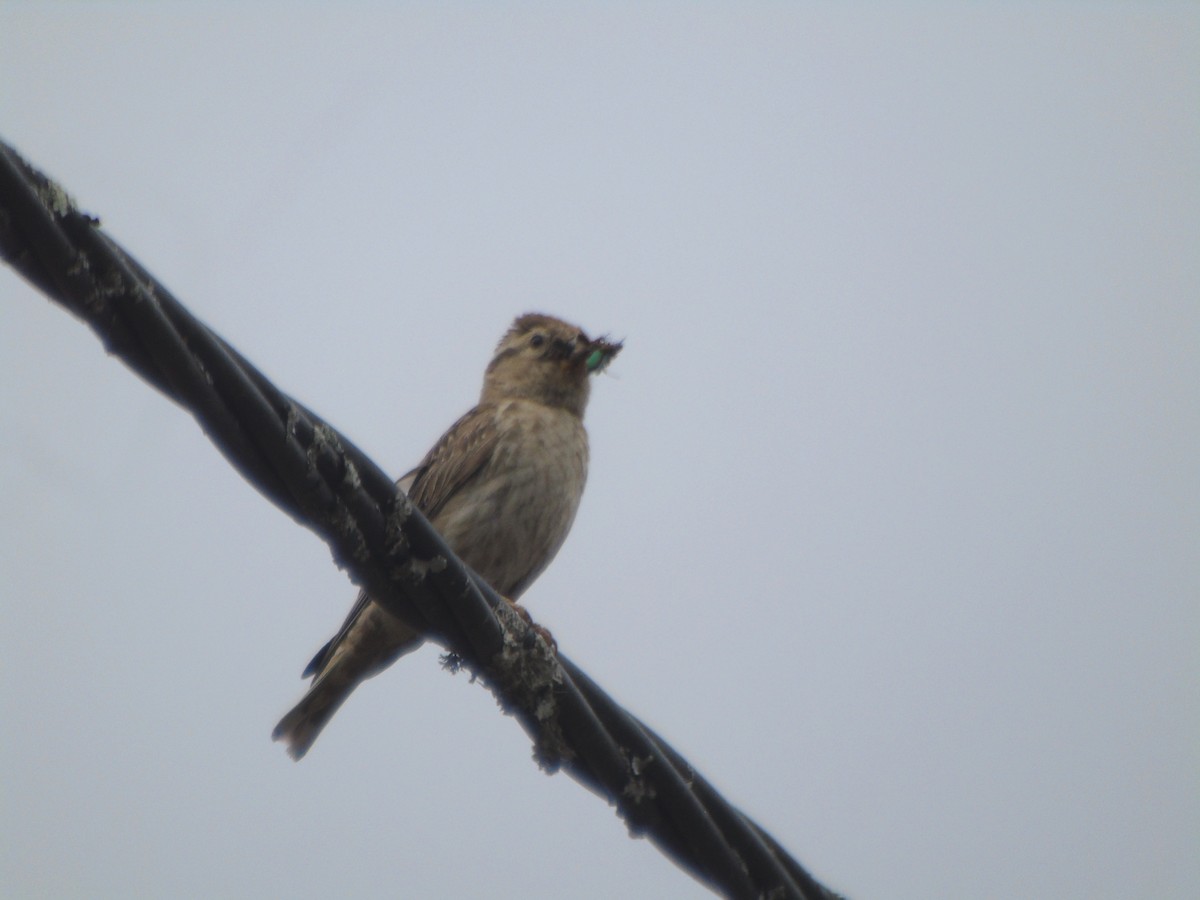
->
273, 313, 621, 759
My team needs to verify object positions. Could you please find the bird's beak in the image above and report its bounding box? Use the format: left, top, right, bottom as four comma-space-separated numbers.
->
581, 335, 623, 374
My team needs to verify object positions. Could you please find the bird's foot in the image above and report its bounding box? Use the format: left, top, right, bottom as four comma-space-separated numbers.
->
503, 596, 558, 654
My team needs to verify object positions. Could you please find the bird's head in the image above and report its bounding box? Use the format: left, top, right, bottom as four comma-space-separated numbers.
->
482, 313, 622, 416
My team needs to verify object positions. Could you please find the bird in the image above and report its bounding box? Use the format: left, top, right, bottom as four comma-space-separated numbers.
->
273, 313, 621, 759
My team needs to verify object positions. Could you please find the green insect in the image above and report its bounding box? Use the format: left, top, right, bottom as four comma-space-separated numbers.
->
585, 340, 622, 373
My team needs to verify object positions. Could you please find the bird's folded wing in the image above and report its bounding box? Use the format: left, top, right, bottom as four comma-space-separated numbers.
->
301, 405, 501, 680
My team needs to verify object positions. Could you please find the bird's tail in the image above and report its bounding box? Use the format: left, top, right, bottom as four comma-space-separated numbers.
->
274, 601, 425, 759
272, 674, 358, 761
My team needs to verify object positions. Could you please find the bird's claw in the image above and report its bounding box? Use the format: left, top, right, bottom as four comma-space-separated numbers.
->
504, 596, 558, 654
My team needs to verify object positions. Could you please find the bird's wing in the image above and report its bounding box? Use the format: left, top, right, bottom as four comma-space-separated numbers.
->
405, 404, 500, 519
301, 405, 500, 680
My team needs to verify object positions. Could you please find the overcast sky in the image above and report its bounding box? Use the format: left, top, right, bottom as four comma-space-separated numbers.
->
2, 5, 1197, 899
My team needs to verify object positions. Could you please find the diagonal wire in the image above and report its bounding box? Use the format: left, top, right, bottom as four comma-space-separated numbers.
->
0, 138, 845, 900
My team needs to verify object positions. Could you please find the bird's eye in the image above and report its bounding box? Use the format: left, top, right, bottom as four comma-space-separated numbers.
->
530, 333, 545, 348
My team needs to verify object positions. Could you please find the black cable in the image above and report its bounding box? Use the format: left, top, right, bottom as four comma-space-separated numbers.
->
0, 138, 845, 900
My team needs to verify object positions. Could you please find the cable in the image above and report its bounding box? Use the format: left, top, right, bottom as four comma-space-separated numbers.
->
0, 139, 844, 900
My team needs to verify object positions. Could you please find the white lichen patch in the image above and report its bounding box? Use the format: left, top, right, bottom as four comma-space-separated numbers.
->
488, 601, 570, 770
39, 179, 76, 218
404, 555, 447, 582
621, 752, 657, 804
340, 456, 362, 491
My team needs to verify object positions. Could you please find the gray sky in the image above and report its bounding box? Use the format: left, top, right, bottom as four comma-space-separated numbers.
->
2, 5, 1197, 898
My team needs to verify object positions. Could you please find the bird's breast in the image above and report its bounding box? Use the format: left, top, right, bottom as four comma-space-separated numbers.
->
432, 400, 589, 599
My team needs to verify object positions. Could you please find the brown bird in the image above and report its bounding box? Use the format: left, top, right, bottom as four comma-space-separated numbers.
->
273, 313, 621, 759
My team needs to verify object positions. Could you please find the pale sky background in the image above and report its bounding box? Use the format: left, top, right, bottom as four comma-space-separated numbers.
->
1, 5, 1197, 899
